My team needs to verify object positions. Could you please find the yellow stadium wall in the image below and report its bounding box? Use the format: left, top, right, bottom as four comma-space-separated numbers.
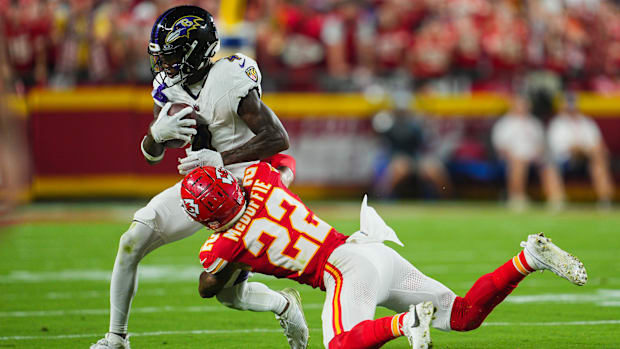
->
5, 87, 620, 200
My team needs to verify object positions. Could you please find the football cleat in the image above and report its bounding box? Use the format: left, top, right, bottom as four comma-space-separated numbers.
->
520, 233, 588, 286
275, 288, 309, 349
90, 333, 130, 349
402, 301, 434, 349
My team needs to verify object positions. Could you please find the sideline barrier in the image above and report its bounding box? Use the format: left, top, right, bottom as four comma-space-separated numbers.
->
17, 87, 620, 117
5, 88, 620, 199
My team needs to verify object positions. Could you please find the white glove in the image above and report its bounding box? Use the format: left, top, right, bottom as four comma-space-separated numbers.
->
150, 102, 197, 143
178, 148, 224, 175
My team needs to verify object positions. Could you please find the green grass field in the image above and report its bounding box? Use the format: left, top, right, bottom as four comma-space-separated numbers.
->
1, 201, 619, 348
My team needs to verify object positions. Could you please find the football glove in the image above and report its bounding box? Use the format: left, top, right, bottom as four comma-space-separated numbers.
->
178, 148, 224, 175
150, 102, 197, 143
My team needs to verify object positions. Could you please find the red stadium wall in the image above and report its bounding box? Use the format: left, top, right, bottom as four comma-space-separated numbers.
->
12, 87, 620, 199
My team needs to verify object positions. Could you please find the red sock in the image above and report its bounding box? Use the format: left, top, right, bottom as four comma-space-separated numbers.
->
450, 251, 534, 331
328, 313, 406, 349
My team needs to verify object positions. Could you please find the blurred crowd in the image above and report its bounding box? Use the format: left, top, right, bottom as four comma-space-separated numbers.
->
371, 92, 615, 209
0, 0, 218, 94
2, 0, 620, 94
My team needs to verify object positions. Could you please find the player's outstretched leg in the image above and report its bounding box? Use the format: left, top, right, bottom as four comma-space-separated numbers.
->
450, 232, 587, 332
325, 301, 434, 349
520, 232, 587, 286
403, 301, 434, 349
276, 288, 309, 349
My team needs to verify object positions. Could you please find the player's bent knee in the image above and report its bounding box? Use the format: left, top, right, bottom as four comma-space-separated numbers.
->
117, 221, 155, 263
215, 283, 246, 309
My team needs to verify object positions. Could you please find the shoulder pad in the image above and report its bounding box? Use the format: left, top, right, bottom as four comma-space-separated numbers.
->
210, 53, 262, 97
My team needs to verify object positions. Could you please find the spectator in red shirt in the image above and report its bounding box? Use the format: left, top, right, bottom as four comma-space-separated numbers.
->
2, 0, 51, 91
321, 0, 375, 90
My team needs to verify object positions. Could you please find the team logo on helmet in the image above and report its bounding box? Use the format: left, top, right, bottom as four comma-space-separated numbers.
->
183, 198, 200, 218
245, 67, 258, 82
215, 167, 235, 185
165, 15, 204, 44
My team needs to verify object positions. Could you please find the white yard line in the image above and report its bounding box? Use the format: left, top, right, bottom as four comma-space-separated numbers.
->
0, 266, 278, 284
2, 289, 620, 318
506, 289, 620, 304
0, 328, 288, 341
1, 320, 620, 341
0, 304, 324, 318
2, 291, 620, 318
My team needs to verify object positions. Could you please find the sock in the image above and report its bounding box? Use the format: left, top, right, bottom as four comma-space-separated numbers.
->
521, 247, 543, 271
510, 250, 535, 276
450, 252, 533, 331
328, 314, 405, 349
109, 253, 138, 335
109, 222, 162, 334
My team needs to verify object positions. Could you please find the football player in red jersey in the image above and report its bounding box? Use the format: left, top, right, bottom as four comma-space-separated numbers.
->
182, 164, 587, 349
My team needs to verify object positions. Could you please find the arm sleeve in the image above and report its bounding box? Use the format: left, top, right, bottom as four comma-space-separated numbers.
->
262, 154, 297, 177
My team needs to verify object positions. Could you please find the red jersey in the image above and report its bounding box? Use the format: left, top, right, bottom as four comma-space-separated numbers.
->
199, 163, 348, 290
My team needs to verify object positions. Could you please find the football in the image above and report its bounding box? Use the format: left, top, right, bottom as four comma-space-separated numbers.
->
164, 103, 197, 148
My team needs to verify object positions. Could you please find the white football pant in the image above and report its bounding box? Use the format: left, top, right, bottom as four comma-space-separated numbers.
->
321, 242, 456, 348
109, 182, 286, 334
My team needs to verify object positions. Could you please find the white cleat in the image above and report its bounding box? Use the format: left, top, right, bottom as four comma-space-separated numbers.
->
520, 233, 588, 286
403, 301, 434, 349
275, 288, 309, 349
90, 333, 130, 349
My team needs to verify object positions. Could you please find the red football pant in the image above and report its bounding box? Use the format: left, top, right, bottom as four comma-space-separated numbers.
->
450, 251, 533, 331
328, 314, 405, 349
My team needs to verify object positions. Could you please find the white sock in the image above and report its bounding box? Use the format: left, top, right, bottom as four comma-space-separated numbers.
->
217, 281, 287, 314
109, 222, 164, 334
109, 253, 138, 334
522, 248, 543, 270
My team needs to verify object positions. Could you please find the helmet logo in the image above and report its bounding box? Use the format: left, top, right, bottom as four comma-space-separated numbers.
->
166, 15, 204, 44
215, 167, 235, 185
183, 198, 200, 218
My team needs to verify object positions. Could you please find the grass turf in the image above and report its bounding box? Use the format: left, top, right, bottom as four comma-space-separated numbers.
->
0, 202, 619, 348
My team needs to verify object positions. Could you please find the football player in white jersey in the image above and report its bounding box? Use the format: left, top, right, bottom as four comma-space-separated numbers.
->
91, 6, 307, 349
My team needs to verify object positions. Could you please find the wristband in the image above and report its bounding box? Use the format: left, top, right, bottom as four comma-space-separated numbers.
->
141, 136, 165, 162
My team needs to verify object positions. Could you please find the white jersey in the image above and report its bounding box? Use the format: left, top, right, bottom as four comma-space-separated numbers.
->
548, 113, 602, 162
151, 53, 263, 178
491, 113, 545, 161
